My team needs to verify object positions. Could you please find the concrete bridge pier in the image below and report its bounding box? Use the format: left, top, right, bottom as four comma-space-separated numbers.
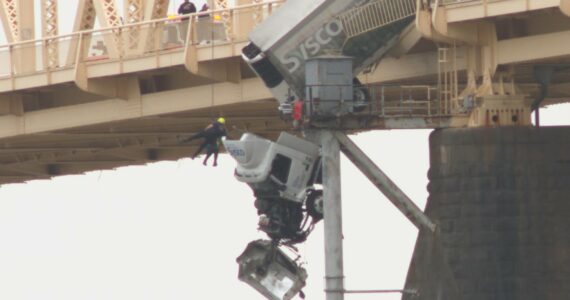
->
403, 126, 570, 300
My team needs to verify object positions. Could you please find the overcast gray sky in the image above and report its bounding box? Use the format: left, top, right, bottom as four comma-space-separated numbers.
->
0, 106, 568, 300
0, 1, 570, 300
0, 129, 432, 300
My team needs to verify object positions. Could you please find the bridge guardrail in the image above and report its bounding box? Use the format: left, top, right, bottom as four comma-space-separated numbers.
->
302, 83, 463, 120
0, 0, 285, 79
441, 0, 478, 4
439, 0, 515, 6
440, 0, 489, 5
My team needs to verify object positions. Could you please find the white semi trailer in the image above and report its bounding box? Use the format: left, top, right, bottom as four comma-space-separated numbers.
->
242, 0, 417, 113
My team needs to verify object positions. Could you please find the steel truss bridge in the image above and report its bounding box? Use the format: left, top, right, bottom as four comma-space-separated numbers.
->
0, 0, 569, 184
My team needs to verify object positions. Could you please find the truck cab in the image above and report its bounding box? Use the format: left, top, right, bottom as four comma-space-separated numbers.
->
223, 132, 323, 243
223, 132, 320, 203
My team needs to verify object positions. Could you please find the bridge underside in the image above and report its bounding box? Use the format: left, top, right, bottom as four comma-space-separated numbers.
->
0, 98, 287, 185
0, 0, 570, 184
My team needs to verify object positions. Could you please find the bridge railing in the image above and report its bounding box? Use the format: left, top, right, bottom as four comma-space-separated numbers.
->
0, 32, 80, 77
303, 83, 465, 119
440, 0, 481, 4
367, 84, 442, 117
0, 0, 285, 79
422, 0, 511, 7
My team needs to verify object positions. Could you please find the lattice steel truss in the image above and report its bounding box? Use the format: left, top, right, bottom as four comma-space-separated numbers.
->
76, 0, 97, 31
215, 0, 232, 39
125, 0, 143, 23
252, 0, 263, 25
0, 0, 36, 73
65, 0, 96, 66
124, 0, 143, 51
215, 0, 228, 10
95, 0, 121, 27
104, 0, 121, 26
93, 0, 123, 57
41, 0, 59, 69
0, 0, 20, 41
148, 0, 168, 19
141, 0, 169, 52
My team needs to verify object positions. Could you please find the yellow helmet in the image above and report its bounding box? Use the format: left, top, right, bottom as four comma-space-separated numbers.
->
217, 117, 226, 124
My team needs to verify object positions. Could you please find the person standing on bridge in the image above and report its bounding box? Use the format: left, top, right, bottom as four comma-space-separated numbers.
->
178, 0, 197, 17
198, 3, 210, 19
179, 117, 227, 166
177, 0, 197, 42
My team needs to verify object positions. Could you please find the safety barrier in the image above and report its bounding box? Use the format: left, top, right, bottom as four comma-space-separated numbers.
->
302, 83, 460, 119
439, 0, 506, 5
0, 0, 284, 78
338, 0, 417, 39
365, 84, 447, 117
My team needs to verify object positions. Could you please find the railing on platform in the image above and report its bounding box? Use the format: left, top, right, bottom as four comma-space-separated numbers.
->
302, 83, 463, 120
439, 0, 513, 6
370, 84, 440, 117
0, 0, 285, 79
338, 0, 416, 39
440, 0, 487, 5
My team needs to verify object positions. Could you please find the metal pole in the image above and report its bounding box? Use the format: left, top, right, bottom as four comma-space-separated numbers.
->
333, 131, 436, 233
320, 130, 344, 300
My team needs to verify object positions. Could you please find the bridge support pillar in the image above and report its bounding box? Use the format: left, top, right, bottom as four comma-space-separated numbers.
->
316, 130, 345, 300
306, 129, 345, 300
403, 126, 570, 300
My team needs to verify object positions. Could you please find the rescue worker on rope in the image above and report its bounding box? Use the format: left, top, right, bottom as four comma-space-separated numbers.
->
179, 117, 227, 166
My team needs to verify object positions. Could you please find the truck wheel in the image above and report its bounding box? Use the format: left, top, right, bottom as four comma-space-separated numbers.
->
306, 189, 323, 221
353, 78, 370, 112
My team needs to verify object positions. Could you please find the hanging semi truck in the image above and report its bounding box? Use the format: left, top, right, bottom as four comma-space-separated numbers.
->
224, 132, 324, 300
233, 1, 419, 299
241, 0, 417, 114
223, 132, 323, 244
